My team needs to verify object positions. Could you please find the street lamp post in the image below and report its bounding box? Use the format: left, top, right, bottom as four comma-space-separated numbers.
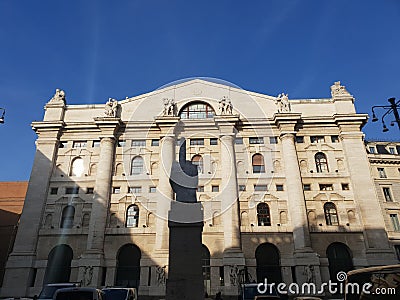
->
372, 98, 400, 132
0, 108, 5, 124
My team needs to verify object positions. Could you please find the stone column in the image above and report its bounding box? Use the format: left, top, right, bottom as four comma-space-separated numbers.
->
81, 118, 120, 287
337, 117, 397, 265
280, 133, 311, 250
155, 134, 176, 250
1, 122, 63, 298
275, 114, 320, 286
215, 116, 244, 297
220, 134, 241, 251
86, 136, 116, 251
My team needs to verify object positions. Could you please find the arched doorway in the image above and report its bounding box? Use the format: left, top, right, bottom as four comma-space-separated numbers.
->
43, 244, 73, 284
255, 243, 282, 284
115, 244, 141, 287
202, 245, 211, 296
327, 242, 353, 282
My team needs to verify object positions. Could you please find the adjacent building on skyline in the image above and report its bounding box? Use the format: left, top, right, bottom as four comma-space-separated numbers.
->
1, 79, 399, 299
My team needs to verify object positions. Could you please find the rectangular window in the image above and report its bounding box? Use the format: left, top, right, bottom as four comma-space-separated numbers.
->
319, 184, 333, 191
303, 184, 311, 191
148, 266, 152, 286
93, 140, 101, 148
129, 186, 142, 194
73, 141, 87, 148
331, 135, 339, 143
276, 184, 284, 191
390, 214, 400, 231
117, 140, 126, 147
113, 187, 121, 194
341, 183, 349, 190
50, 187, 58, 195
59, 141, 68, 148
269, 137, 278, 144
249, 137, 264, 144
378, 168, 387, 178
389, 147, 396, 154
210, 138, 218, 145
86, 187, 94, 194
369, 146, 376, 154
149, 186, 157, 193
219, 266, 225, 286
132, 140, 146, 147
66, 187, 79, 194
383, 187, 393, 202
239, 185, 246, 192
295, 136, 304, 143
310, 136, 325, 143
254, 185, 268, 192
151, 139, 159, 146
235, 137, 243, 144
377, 145, 389, 154
212, 185, 219, 192
190, 138, 204, 146
197, 186, 204, 192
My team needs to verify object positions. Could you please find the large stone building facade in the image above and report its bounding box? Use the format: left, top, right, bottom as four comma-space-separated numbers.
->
1, 79, 399, 299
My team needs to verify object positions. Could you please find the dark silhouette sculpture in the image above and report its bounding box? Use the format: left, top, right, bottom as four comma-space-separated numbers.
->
170, 138, 198, 203
166, 138, 204, 300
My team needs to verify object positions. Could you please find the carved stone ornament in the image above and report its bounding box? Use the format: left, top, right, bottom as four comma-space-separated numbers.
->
275, 93, 291, 113
162, 98, 176, 116
330, 81, 351, 97
218, 96, 233, 115
49, 88, 66, 103
104, 98, 118, 117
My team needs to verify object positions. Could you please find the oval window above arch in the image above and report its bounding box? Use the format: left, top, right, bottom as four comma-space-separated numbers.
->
179, 102, 215, 119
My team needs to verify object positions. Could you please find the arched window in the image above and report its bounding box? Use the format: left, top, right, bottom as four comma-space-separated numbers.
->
315, 152, 329, 173
191, 155, 203, 174
82, 213, 90, 228
115, 244, 141, 288
255, 243, 282, 284
257, 203, 271, 226
179, 102, 215, 119
131, 156, 144, 175
126, 205, 139, 228
60, 205, 75, 228
70, 157, 84, 177
324, 202, 339, 226
202, 245, 211, 296
252, 154, 265, 173
327, 242, 353, 283
43, 244, 73, 284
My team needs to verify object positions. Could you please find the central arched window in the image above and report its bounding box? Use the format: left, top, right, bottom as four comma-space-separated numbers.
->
70, 157, 84, 177
257, 203, 271, 226
60, 205, 75, 229
126, 205, 139, 228
315, 152, 329, 173
191, 155, 203, 174
252, 153, 265, 173
131, 156, 144, 175
324, 202, 339, 226
179, 102, 215, 119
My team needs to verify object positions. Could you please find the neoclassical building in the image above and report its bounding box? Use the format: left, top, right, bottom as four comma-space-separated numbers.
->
1, 79, 399, 299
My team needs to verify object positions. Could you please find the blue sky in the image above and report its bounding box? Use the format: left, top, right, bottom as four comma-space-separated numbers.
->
0, 0, 399, 181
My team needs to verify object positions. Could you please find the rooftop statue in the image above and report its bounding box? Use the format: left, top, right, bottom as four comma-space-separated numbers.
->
163, 98, 176, 116
218, 96, 233, 115
104, 98, 118, 117
169, 138, 198, 203
330, 81, 351, 97
275, 93, 291, 113
49, 89, 66, 104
